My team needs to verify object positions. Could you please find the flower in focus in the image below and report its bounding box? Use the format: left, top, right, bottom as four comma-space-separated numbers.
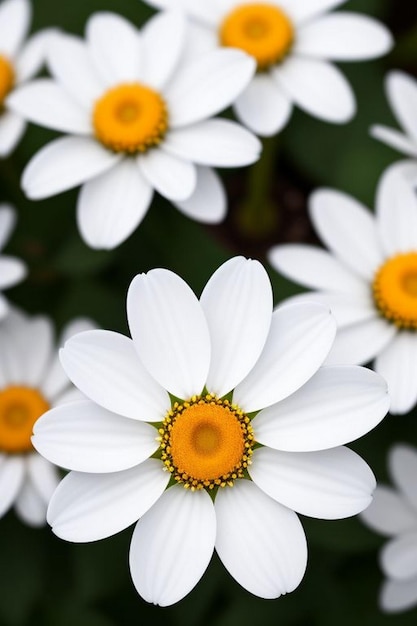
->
142, 0, 392, 136
0, 0, 53, 156
361, 444, 417, 613
0, 309, 93, 526
0, 204, 26, 318
8, 11, 261, 250
269, 163, 417, 414
33, 256, 389, 605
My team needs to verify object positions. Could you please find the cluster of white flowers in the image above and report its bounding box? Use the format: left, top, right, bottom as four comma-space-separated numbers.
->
0, 0, 417, 616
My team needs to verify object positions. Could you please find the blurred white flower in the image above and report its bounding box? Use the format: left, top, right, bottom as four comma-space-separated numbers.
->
361, 444, 417, 613
33, 256, 388, 605
8, 10, 261, 250
0, 309, 94, 526
269, 162, 417, 414
143, 0, 393, 136
0, 204, 26, 318
0, 0, 54, 156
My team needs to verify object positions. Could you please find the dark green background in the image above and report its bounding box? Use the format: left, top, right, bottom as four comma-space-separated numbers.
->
1, 0, 417, 624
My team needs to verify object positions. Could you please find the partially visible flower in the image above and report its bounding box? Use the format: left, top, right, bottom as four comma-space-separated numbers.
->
8, 11, 261, 250
361, 444, 417, 613
33, 256, 388, 605
0, 204, 26, 318
0, 0, 54, 156
142, 0, 392, 136
0, 309, 94, 526
269, 163, 417, 414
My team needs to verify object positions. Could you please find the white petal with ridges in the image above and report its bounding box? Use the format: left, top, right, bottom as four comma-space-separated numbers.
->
234, 74, 292, 136
253, 365, 388, 451
22, 137, 121, 200
130, 485, 216, 606
233, 302, 336, 412
127, 269, 211, 399
389, 445, 417, 514
381, 533, 417, 580
375, 332, 417, 415
174, 166, 226, 223
249, 446, 376, 519
360, 485, 417, 537
77, 159, 153, 250
215, 480, 307, 599
141, 11, 186, 90
33, 400, 159, 473
138, 149, 196, 201
0, 110, 25, 157
0, 456, 25, 518
48, 459, 169, 542
166, 49, 255, 127
325, 317, 396, 366
380, 578, 417, 613
201, 257, 272, 397
59, 330, 170, 421
0, 0, 30, 57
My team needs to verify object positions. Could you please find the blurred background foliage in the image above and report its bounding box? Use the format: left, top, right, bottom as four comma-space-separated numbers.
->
1, 0, 417, 624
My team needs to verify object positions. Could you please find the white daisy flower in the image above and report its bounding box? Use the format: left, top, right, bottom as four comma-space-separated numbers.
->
7, 11, 261, 250
269, 162, 417, 415
142, 0, 393, 136
0, 204, 26, 318
32, 256, 389, 606
371, 71, 417, 178
0, 309, 94, 527
0, 0, 54, 156
361, 444, 417, 613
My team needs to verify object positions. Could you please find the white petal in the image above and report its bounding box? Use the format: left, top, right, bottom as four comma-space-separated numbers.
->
375, 332, 417, 415
200, 257, 272, 397
360, 485, 417, 536
15, 28, 57, 82
26, 454, 60, 504
370, 125, 417, 158
250, 446, 376, 519
273, 57, 355, 123
309, 188, 383, 280
7, 79, 91, 134
385, 71, 417, 143
166, 49, 255, 127
19, 315, 54, 387
139, 149, 196, 201
86, 12, 141, 86
47, 33, 104, 108
0, 294, 9, 320
22, 137, 121, 200
281, 291, 376, 328
280, 0, 347, 24
268, 244, 367, 294
0, 204, 16, 250
163, 119, 261, 167
15, 480, 47, 527
59, 330, 170, 421
325, 317, 396, 366
127, 269, 211, 399
130, 485, 216, 606
0, 456, 25, 518
381, 533, 417, 580
77, 159, 153, 250
0, 110, 25, 157
141, 11, 186, 89
253, 365, 389, 451
215, 480, 307, 599
173, 166, 226, 223
0, 256, 26, 289
234, 302, 336, 412
234, 74, 292, 136
376, 162, 417, 255
0, 0, 30, 57
380, 577, 417, 613
295, 13, 392, 60
48, 459, 169, 542
389, 444, 417, 514
0, 309, 28, 384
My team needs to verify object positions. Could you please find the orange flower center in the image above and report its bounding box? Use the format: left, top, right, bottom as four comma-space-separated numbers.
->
159, 394, 254, 491
219, 3, 294, 71
373, 252, 417, 329
0, 55, 15, 108
93, 83, 168, 154
0, 386, 49, 453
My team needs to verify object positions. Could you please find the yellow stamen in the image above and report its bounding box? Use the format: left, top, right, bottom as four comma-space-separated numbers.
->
93, 83, 168, 154
159, 394, 254, 491
219, 3, 294, 71
0, 55, 15, 108
0, 386, 49, 453
373, 252, 417, 329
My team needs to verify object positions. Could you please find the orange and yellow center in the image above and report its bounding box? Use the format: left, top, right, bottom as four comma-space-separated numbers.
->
0, 386, 49, 453
219, 3, 294, 70
373, 252, 417, 329
0, 55, 15, 108
159, 394, 254, 491
93, 83, 168, 154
